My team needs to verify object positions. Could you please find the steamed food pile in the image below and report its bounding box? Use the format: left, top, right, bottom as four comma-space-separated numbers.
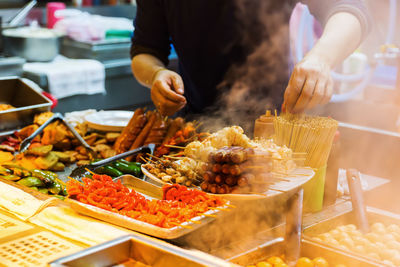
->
247, 256, 343, 267
313, 223, 400, 265
143, 126, 296, 194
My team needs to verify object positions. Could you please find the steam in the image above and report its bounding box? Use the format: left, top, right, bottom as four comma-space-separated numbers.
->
175, 1, 296, 256
198, 1, 293, 135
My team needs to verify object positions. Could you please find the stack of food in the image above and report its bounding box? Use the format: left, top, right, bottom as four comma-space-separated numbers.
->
201, 146, 275, 194
67, 174, 226, 228
143, 157, 203, 186
114, 108, 202, 161
0, 164, 67, 199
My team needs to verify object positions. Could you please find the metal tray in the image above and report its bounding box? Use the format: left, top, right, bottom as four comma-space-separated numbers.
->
228, 238, 378, 267
65, 177, 230, 240
49, 234, 236, 267
0, 76, 51, 131
303, 207, 400, 266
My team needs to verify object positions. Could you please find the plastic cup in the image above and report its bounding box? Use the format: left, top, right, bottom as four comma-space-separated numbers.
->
47, 2, 66, 29
302, 165, 327, 213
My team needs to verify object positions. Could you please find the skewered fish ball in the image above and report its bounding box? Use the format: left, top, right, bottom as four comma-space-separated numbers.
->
371, 222, 386, 235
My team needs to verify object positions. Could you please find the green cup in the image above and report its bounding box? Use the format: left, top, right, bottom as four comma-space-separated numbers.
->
303, 165, 327, 213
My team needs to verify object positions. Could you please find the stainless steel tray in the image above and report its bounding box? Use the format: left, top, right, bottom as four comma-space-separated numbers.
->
49, 234, 236, 267
66, 176, 230, 240
228, 238, 378, 267
0, 76, 51, 131
303, 206, 400, 266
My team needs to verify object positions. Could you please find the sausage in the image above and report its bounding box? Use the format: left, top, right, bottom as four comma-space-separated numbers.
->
230, 149, 248, 164
114, 108, 146, 154
162, 117, 184, 144
208, 151, 215, 163
229, 164, 241, 176
225, 176, 237, 186
126, 111, 157, 161
214, 174, 224, 184
203, 171, 215, 183
201, 182, 209, 191
237, 176, 248, 187
221, 164, 230, 175
145, 115, 169, 145
212, 163, 222, 173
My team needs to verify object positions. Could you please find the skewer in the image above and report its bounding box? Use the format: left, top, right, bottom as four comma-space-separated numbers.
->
85, 168, 95, 175
146, 153, 162, 161
68, 176, 84, 185
189, 220, 202, 224
208, 207, 231, 211
165, 144, 185, 149
164, 155, 184, 160
226, 204, 236, 208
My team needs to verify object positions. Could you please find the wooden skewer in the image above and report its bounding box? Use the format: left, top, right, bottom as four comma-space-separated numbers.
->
226, 204, 236, 208
164, 155, 184, 160
171, 222, 193, 229
189, 220, 202, 224
85, 168, 95, 175
165, 144, 185, 149
208, 207, 231, 211
146, 153, 162, 160
68, 176, 84, 185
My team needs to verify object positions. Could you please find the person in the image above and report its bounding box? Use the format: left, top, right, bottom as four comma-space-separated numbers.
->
130, 1, 370, 117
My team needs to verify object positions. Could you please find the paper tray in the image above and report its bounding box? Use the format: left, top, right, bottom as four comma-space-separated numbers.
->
49, 234, 235, 267
66, 198, 227, 240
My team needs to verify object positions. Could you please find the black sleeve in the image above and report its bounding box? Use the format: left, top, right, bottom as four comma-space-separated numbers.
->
130, 0, 171, 66
302, 0, 371, 40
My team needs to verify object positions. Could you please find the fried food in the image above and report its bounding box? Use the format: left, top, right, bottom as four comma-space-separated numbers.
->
0, 104, 15, 111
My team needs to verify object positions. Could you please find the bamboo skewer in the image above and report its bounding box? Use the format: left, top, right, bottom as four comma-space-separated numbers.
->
189, 220, 202, 224
202, 213, 217, 218
85, 168, 95, 175
171, 222, 193, 229
165, 144, 185, 149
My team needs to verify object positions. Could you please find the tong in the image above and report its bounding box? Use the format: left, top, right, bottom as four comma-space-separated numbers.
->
284, 188, 303, 266
19, 112, 95, 158
346, 169, 370, 233
69, 144, 155, 180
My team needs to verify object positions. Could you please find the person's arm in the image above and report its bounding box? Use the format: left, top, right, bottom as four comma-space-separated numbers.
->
131, 0, 186, 116
284, 1, 370, 113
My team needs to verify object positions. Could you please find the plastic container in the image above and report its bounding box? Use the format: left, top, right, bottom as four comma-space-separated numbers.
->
324, 131, 341, 206
303, 165, 326, 213
254, 110, 275, 139
47, 2, 66, 29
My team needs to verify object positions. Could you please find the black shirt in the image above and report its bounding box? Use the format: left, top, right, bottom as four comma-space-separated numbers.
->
131, 0, 370, 118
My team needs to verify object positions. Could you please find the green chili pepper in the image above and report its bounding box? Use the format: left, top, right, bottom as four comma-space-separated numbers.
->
17, 177, 45, 187
48, 180, 62, 195
38, 188, 49, 194
31, 169, 55, 185
1, 175, 21, 181
97, 165, 124, 177
53, 195, 65, 200
112, 161, 141, 177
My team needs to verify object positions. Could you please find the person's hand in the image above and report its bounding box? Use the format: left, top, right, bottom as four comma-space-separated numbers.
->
283, 55, 333, 113
151, 69, 186, 116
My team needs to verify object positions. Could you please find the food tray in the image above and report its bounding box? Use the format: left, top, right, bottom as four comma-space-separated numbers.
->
228, 238, 378, 267
0, 76, 51, 131
66, 188, 229, 240
49, 234, 236, 267
142, 166, 315, 202
303, 206, 400, 266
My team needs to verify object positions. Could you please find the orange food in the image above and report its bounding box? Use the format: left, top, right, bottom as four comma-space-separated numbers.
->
255, 262, 272, 267
0, 104, 15, 111
295, 257, 314, 267
0, 151, 14, 163
267, 256, 284, 265
67, 174, 226, 228
313, 257, 329, 267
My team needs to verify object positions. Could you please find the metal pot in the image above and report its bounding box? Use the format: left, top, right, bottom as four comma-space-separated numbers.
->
2, 27, 63, 62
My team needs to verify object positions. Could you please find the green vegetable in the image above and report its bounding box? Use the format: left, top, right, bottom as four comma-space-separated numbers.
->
48, 180, 62, 195
119, 159, 141, 167
53, 195, 65, 200
0, 166, 12, 176
31, 187, 38, 191
1, 175, 21, 181
97, 165, 124, 177
38, 188, 49, 194
31, 169, 56, 185
112, 161, 141, 177
12, 167, 31, 178
17, 177, 45, 187
61, 186, 68, 196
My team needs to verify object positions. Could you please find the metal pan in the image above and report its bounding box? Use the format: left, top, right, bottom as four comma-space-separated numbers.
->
303, 207, 400, 266
49, 234, 236, 267
228, 238, 378, 267
0, 77, 51, 131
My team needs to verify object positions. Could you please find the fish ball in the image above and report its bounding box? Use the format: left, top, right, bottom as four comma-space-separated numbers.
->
365, 232, 380, 243
387, 224, 400, 233
371, 222, 386, 235
379, 249, 398, 261
353, 245, 365, 254
341, 237, 355, 248
387, 240, 400, 250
